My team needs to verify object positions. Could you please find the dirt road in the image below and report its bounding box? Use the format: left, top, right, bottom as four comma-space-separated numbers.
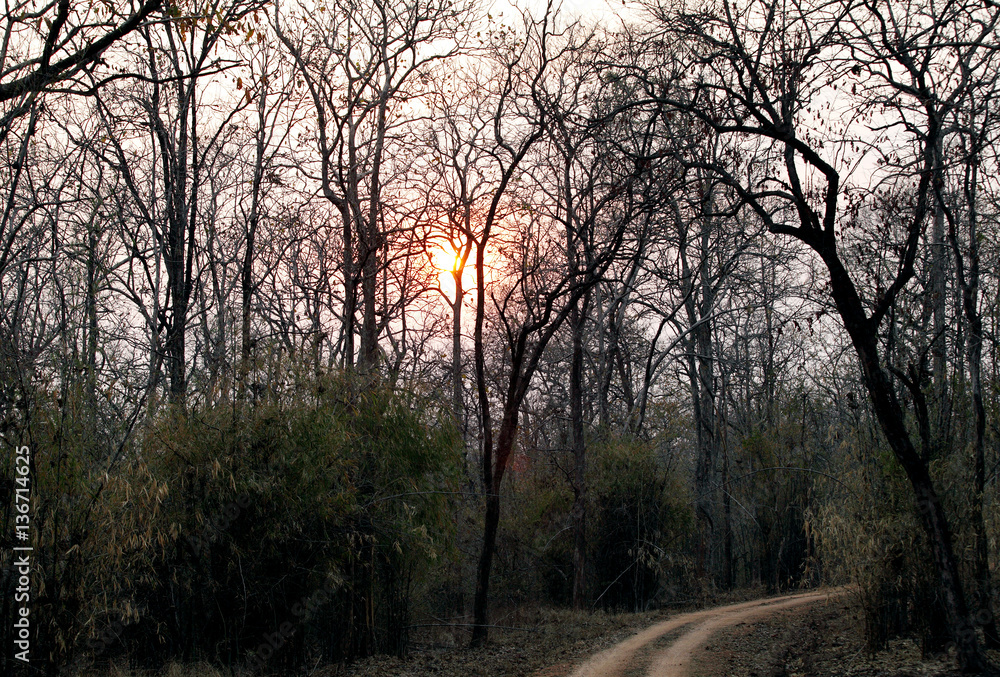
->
566, 589, 847, 677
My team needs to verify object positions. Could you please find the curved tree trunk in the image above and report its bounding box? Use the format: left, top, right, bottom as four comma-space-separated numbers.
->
822, 249, 991, 674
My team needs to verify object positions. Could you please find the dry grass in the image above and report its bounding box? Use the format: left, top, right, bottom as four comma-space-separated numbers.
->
689, 594, 999, 677
339, 606, 677, 677
84, 592, 1000, 677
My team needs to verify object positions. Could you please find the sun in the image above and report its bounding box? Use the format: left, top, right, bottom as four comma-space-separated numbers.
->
427, 238, 504, 306
428, 241, 482, 306
431, 245, 461, 273
430, 244, 466, 305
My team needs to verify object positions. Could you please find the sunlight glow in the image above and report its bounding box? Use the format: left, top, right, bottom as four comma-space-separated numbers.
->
427, 239, 506, 308
429, 243, 471, 305
432, 246, 462, 274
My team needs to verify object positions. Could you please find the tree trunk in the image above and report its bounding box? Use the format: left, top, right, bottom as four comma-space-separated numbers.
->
241, 80, 268, 375
947, 137, 1000, 648
689, 201, 716, 584
85, 217, 99, 405
452, 268, 464, 422
359, 241, 379, 369
969, 311, 999, 648
471, 408, 518, 646
570, 297, 588, 609
471, 224, 496, 647
471, 490, 500, 647
823, 249, 991, 673
720, 370, 734, 590
928, 136, 950, 463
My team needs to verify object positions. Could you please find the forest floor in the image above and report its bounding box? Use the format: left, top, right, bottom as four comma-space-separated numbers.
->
339, 588, 992, 677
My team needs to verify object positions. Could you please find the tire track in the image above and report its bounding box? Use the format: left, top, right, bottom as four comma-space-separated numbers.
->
566, 589, 847, 677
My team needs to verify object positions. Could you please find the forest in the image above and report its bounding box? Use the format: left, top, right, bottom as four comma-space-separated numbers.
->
1, 0, 999, 674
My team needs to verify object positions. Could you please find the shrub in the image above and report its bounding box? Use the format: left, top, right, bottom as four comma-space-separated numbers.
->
810, 432, 949, 653
4, 369, 461, 673
589, 436, 692, 611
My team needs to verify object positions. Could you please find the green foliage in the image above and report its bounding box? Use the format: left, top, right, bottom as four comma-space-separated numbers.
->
491, 434, 693, 611
497, 457, 574, 606
589, 436, 693, 611
809, 416, 950, 653
740, 425, 817, 591
4, 369, 462, 672
1, 378, 122, 671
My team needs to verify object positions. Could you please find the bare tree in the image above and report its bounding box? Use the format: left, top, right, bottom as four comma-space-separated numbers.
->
274, 0, 468, 370
468, 7, 668, 639
233, 36, 300, 385
0, 0, 162, 105
646, 0, 1000, 668
940, 62, 1000, 648
535, 35, 678, 605
412, 66, 496, 429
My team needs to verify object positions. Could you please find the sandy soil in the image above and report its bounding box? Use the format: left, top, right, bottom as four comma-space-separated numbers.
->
566, 589, 846, 677
344, 589, 993, 677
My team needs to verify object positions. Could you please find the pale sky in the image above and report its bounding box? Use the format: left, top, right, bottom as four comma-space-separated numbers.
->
490, 0, 640, 27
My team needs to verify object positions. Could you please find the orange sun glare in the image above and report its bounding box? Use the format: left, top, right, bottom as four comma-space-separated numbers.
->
431, 246, 461, 273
